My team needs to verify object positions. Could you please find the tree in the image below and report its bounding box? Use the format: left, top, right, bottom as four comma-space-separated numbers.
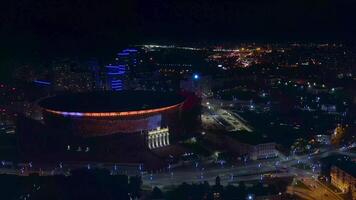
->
215, 176, 221, 186
237, 181, 247, 198
129, 175, 142, 198
151, 187, 163, 199
223, 184, 239, 200
251, 182, 265, 196
212, 176, 223, 195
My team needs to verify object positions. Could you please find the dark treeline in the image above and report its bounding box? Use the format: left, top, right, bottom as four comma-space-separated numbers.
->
0, 169, 294, 200
0, 169, 141, 200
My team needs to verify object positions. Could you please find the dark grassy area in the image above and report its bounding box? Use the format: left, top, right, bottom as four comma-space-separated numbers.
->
238, 110, 339, 148
182, 140, 212, 157
0, 134, 19, 161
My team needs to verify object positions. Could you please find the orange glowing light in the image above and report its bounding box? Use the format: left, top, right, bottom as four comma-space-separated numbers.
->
45, 103, 182, 117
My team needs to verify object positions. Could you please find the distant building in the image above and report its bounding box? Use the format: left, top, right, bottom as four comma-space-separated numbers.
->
51, 62, 94, 92
53, 71, 93, 92
250, 143, 278, 160
320, 104, 337, 113
330, 163, 356, 198
105, 48, 138, 91
314, 134, 331, 145
223, 134, 278, 161
331, 124, 347, 147
180, 74, 212, 96
86, 58, 107, 91
0, 120, 16, 135
105, 65, 127, 91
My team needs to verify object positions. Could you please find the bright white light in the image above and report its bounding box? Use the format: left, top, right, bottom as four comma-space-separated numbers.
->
193, 74, 199, 79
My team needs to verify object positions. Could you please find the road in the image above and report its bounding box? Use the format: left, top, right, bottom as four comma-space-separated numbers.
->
288, 178, 343, 200
303, 178, 342, 200
0, 147, 353, 200
141, 149, 354, 187
203, 98, 253, 132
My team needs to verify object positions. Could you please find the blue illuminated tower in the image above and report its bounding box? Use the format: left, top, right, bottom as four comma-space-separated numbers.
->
106, 48, 138, 91
106, 65, 126, 91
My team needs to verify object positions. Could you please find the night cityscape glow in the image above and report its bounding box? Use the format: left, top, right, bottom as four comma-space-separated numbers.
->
0, 0, 355, 200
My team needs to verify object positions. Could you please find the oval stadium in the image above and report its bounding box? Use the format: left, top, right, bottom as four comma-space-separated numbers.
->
39, 91, 185, 138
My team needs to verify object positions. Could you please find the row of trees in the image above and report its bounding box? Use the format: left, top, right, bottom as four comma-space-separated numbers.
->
1, 169, 294, 200
151, 176, 294, 200
0, 169, 142, 200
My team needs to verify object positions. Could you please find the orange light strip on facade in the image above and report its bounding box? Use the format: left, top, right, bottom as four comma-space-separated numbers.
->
45, 103, 182, 117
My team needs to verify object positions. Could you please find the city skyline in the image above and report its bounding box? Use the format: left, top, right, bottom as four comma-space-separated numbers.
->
0, 1, 355, 200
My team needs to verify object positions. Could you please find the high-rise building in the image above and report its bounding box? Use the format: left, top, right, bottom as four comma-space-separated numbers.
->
86, 58, 106, 91
106, 65, 126, 91
106, 48, 138, 91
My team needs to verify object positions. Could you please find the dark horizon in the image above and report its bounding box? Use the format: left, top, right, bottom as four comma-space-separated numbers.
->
2, 0, 356, 44
1, 0, 356, 80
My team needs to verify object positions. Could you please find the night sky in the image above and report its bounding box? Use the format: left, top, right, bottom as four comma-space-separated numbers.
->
0, 0, 356, 79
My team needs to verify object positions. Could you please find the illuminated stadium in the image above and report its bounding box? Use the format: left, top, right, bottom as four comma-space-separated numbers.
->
16, 91, 199, 169
39, 91, 185, 142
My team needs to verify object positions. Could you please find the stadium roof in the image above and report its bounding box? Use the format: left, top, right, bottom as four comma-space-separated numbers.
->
39, 91, 185, 113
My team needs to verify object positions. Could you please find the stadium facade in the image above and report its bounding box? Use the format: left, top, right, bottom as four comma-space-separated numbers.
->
39, 91, 185, 149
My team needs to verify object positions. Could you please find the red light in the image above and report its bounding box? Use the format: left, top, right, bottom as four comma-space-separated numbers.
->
46, 103, 183, 118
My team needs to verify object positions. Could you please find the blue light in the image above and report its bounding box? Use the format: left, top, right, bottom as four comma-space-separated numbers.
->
193, 74, 199, 80
72, 112, 84, 116
108, 72, 125, 75
34, 80, 51, 85
123, 48, 138, 52
106, 65, 126, 69
59, 112, 84, 117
